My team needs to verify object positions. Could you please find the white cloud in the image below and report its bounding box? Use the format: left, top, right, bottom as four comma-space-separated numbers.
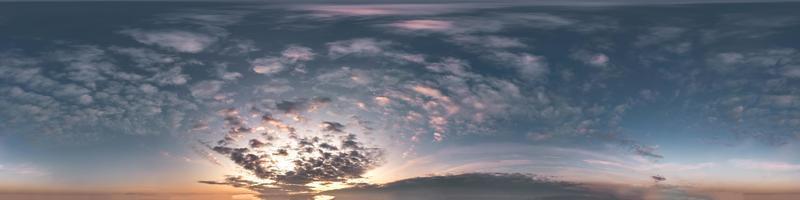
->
389, 19, 454, 31
150, 67, 190, 86
251, 45, 316, 75
730, 159, 800, 171
78, 94, 94, 105
0, 163, 48, 177
327, 38, 390, 58
190, 80, 225, 99
384, 13, 574, 35
425, 57, 470, 77
121, 29, 218, 53
492, 52, 549, 79
281, 45, 315, 62
251, 57, 285, 75
572, 50, 610, 67
584, 159, 715, 172
139, 84, 158, 94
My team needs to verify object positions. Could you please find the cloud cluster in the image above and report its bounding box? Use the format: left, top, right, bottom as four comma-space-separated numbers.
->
0, 46, 201, 141
200, 98, 384, 195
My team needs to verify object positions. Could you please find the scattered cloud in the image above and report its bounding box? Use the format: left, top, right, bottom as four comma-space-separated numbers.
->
327, 38, 390, 58
201, 98, 384, 195
252, 45, 316, 75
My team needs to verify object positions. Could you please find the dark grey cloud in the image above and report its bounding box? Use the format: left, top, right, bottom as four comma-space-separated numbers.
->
323, 173, 713, 200
320, 121, 346, 133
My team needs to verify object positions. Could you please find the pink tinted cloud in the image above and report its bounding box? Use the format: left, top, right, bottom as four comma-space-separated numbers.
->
390, 19, 454, 31
297, 4, 483, 17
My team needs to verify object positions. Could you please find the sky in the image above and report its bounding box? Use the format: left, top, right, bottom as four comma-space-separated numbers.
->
1, 1, 800, 200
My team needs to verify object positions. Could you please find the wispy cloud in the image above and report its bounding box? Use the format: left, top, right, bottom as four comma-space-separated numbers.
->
730, 159, 800, 171
0, 163, 48, 177
293, 4, 487, 17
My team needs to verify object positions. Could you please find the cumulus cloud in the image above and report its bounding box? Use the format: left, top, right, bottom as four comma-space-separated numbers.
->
121, 29, 218, 53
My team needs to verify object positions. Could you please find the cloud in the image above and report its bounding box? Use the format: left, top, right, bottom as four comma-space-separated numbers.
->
190, 80, 225, 99
0, 163, 48, 177
0, 47, 202, 140
252, 45, 316, 75
700, 48, 800, 145
251, 57, 286, 75
388, 19, 454, 31
730, 159, 800, 171
327, 38, 391, 58
491, 52, 549, 79
584, 159, 715, 172
293, 4, 485, 17
320, 121, 346, 133
201, 98, 384, 195
571, 50, 610, 67
150, 67, 190, 86
383, 13, 574, 35
325, 38, 426, 65
121, 29, 218, 53
324, 173, 715, 200
325, 173, 615, 200
281, 45, 316, 62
